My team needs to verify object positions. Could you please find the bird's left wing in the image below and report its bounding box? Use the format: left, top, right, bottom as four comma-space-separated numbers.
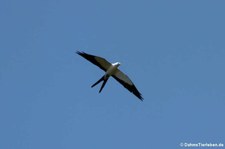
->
76, 51, 111, 71
112, 69, 143, 101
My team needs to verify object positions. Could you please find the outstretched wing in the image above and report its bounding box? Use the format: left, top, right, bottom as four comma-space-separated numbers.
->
76, 51, 111, 71
113, 69, 143, 101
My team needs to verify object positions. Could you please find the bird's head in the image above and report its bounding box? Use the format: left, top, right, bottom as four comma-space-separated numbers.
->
114, 62, 121, 67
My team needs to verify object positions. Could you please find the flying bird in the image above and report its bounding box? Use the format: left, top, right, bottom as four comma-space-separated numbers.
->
76, 51, 143, 101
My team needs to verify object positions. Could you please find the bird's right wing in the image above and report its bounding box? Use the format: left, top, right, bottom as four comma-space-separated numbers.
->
113, 69, 143, 100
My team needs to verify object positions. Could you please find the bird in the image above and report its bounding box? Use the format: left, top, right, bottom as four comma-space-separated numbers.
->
76, 51, 143, 101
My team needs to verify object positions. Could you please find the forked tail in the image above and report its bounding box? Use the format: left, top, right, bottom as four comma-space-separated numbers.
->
91, 75, 109, 93
99, 78, 108, 93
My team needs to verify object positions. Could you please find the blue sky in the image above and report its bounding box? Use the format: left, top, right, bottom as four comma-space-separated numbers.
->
0, 0, 225, 148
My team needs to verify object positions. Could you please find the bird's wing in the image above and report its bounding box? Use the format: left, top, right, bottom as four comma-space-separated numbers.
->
76, 51, 111, 71
112, 69, 143, 100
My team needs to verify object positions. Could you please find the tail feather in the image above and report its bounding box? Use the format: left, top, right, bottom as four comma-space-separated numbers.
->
91, 75, 109, 93
99, 78, 109, 93
91, 76, 104, 88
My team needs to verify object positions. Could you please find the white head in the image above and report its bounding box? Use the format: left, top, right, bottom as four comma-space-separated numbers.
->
113, 62, 121, 67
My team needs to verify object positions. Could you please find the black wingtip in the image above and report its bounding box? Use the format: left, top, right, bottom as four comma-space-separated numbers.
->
137, 95, 144, 101
135, 91, 143, 101
76, 51, 89, 59
134, 91, 144, 101
76, 50, 83, 55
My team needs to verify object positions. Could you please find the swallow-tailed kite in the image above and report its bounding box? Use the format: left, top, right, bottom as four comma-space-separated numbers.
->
76, 51, 143, 101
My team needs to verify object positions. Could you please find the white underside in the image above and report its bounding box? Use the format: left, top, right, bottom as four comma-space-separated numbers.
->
105, 64, 118, 76
105, 63, 133, 86
95, 56, 133, 86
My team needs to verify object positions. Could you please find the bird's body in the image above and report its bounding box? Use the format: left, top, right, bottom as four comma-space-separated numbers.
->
76, 51, 143, 101
105, 62, 120, 76
91, 62, 120, 93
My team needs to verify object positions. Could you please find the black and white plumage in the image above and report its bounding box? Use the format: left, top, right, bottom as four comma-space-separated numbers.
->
76, 51, 143, 101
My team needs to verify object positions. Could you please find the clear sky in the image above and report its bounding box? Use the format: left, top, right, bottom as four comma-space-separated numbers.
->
0, 0, 225, 149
